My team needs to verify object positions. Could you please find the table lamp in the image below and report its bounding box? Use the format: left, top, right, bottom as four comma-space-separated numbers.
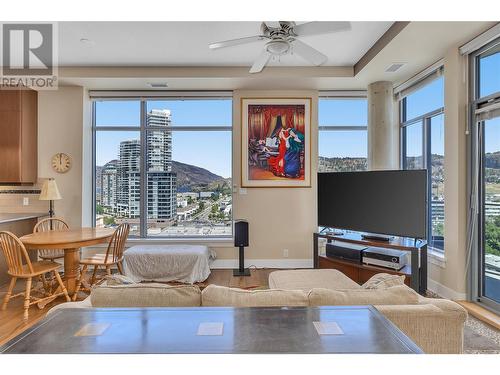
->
39, 178, 62, 217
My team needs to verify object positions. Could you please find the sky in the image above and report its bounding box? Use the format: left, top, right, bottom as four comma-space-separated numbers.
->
95, 100, 232, 178
480, 51, 500, 154
95, 53, 499, 176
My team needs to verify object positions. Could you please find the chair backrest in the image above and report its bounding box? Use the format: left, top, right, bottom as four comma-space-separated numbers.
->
34, 217, 69, 233
0, 231, 33, 275
104, 223, 130, 263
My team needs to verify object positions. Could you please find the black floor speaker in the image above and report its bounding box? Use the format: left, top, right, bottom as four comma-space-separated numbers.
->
234, 220, 250, 276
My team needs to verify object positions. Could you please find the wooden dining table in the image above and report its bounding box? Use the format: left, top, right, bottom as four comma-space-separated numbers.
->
19, 227, 115, 296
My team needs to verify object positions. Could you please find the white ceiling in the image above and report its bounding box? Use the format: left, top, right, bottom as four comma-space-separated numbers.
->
59, 21, 496, 90
58, 21, 393, 67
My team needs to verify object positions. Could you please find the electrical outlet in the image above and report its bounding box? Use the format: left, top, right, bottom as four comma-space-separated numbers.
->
283, 249, 289, 258
23, 197, 29, 206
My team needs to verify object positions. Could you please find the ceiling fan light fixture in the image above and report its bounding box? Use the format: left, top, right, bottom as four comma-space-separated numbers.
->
265, 40, 289, 55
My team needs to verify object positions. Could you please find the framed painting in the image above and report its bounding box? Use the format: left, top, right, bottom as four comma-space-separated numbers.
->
241, 97, 311, 187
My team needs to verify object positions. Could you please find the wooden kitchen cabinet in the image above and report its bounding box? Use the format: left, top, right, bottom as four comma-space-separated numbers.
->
0, 89, 38, 184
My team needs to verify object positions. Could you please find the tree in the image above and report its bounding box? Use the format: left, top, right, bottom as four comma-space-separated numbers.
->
485, 215, 500, 256
96, 204, 104, 215
103, 216, 115, 226
433, 222, 444, 236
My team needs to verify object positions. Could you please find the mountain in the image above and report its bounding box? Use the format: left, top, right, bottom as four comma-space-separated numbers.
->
318, 156, 367, 172
486, 151, 500, 169
171, 160, 230, 192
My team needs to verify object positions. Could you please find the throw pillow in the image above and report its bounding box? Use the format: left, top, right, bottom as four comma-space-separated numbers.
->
362, 273, 406, 289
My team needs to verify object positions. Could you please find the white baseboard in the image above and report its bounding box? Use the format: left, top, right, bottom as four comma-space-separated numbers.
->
211, 259, 314, 269
427, 278, 466, 300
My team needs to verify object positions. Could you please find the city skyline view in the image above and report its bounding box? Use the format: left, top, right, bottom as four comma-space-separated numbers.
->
95, 101, 233, 237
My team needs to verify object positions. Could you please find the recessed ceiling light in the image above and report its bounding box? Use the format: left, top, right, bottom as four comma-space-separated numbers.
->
148, 82, 169, 88
80, 38, 95, 46
385, 63, 406, 73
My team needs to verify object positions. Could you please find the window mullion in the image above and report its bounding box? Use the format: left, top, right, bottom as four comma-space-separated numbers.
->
140, 100, 147, 238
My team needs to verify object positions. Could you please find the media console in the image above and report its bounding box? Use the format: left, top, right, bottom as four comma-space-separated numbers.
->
313, 231, 427, 294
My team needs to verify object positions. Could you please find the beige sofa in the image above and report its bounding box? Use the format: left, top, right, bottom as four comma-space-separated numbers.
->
49, 270, 467, 354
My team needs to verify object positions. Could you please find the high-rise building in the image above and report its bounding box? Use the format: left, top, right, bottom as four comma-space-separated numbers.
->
104, 109, 177, 221
146, 109, 176, 219
101, 160, 118, 210
147, 109, 173, 171
117, 140, 141, 218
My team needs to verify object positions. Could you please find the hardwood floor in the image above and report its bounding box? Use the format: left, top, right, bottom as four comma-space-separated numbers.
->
0, 268, 275, 346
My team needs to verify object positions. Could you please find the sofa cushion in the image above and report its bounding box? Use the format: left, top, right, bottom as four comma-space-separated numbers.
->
308, 285, 419, 306
362, 273, 406, 289
90, 283, 201, 307
268, 269, 361, 291
201, 285, 309, 307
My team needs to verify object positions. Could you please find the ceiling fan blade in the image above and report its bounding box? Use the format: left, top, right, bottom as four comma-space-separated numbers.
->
249, 50, 272, 74
292, 39, 327, 66
209, 35, 266, 49
292, 21, 351, 36
264, 21, 280, 28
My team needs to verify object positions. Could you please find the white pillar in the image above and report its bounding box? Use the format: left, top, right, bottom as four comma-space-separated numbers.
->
367, 81, 398, 170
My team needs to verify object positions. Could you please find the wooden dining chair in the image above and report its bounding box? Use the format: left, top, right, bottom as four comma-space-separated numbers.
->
0, 231, 71, 321
33, 217, 69, 261
73, 223, 129, 300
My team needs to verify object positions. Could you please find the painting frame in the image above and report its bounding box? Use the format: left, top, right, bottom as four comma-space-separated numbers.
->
241, 97, 311, 188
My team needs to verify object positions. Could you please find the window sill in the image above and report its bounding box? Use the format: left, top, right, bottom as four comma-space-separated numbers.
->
428, 248, 446, 268
90, 237, 234, 248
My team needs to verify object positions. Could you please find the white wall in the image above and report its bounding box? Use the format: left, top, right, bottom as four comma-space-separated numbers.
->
38, 87, 85, 228
212, 90, 318, 266
426, 46, 469, 300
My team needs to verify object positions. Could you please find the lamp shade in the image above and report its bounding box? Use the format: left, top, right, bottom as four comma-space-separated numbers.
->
39, 178, 62, 201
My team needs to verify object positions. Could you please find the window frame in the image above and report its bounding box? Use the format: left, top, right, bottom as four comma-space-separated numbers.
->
318, 93, 368, 172
92, 94, 233, 239
399, 74, 445, 253
468, 36, 500, 313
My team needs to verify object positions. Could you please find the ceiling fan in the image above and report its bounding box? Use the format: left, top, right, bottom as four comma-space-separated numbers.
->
209, 21, 351, 73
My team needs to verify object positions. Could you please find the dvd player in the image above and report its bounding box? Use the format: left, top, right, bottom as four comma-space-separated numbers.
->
362, 248, 408, 271
326, 241, 368, 263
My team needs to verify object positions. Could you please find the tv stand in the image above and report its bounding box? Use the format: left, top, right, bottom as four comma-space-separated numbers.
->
361, 233, 394, 242
313, 231, 427, 294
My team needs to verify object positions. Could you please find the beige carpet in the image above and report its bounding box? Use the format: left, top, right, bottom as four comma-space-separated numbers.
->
464, 315, 500, 354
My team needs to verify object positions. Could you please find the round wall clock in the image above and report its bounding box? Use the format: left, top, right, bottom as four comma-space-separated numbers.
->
51, 153, 72, 173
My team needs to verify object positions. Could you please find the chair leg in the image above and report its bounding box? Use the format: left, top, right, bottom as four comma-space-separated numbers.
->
2, 277, 17, 311
54, 271, 71, 302
106, 266, 111, 276
117, 262, 124, 275
23, 278, 32, 321
90, 265, 99, 286
73, 264, 88, 302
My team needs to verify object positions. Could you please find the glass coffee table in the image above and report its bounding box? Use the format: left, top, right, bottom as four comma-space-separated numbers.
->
1, 306, 423, 354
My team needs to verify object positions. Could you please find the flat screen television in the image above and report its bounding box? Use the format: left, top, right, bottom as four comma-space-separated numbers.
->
318, 170, 427, 239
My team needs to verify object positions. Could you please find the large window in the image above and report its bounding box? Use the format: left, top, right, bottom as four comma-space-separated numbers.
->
470, 37, 500, 310
400, 74, 445, 251
318, 97, 368, 172
93, 96, 232, 238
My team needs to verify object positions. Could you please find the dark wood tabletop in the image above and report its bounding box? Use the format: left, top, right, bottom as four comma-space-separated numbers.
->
0, 306, 423, 354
